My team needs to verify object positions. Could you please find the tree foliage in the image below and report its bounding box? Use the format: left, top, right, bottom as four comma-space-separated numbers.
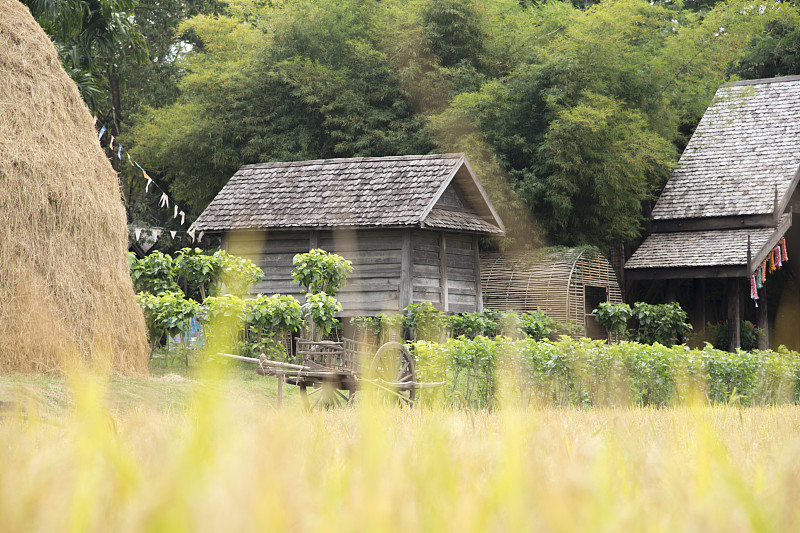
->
120, 0, 800, 250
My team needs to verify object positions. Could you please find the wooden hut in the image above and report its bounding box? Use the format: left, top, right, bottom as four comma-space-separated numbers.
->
481, 249, 623, 339
625, 75, 800, 350
192, 154, 505, 317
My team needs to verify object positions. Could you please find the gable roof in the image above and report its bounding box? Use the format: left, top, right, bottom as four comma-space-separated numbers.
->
625, 214, 791, 279
192, 154, 504, 235
626, 75, 800, 280
651, 75, 800, 226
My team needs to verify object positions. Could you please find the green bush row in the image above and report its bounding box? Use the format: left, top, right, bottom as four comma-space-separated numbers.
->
411, 336, 800, 409
351, 302, 582, 344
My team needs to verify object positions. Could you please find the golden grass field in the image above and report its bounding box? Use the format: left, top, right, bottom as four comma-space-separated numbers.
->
2, 362, 799, 533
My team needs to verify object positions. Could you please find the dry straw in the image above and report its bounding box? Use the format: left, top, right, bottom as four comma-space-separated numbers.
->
0, 0, 148, 373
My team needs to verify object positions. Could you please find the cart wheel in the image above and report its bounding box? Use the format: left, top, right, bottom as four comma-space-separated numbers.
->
299, 381, 354, 411
368, 342, 416, 406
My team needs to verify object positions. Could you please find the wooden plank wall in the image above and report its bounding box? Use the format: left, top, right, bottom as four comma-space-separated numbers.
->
223, 230, 308, 300
446, 233, 479, 313
225, 228, 480, 316
319, 229, 403, 317
412, 230, 443, 308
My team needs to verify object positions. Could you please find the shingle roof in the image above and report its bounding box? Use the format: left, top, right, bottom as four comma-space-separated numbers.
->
193, 154, 503, 235
651, 75, 800, 221
626, 214, 790, 271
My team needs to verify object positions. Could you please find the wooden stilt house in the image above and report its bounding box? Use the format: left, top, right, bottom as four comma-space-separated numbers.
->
191, 154, 505, 317
625, 75, 800, 349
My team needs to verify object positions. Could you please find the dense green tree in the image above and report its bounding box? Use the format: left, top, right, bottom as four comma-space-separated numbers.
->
436, 0, 800, 249
22, 0, 147, 118
132, 0, 432, 212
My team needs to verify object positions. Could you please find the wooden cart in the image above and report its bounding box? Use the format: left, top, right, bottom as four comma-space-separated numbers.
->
220, 338, 442, 409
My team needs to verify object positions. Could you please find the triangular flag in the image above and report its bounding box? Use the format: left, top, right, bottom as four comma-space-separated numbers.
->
127, 153, 133, 165
198, 231, 204, 242
151, 229, 161, 240
145, 179, 152, 193
173, 205, 178, 219
134, 228, 142, 240
170, 230, 177, 239
93, 116, 98, 125
117, 144, 122, 160
159, 193, 169, 208
188, 227, 196, 242
179, 211, 185, 225
109, 136, 114, 150
97, 125, 106, 141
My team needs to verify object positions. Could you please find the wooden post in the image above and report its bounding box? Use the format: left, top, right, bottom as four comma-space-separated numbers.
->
473, 234, 482, 312
440, 233, 449, 312
665, 280, 678, 303
694, 278, 706, 337
727, 277, 741, 351
400, 229, 413, 309
276, 371, 284, 406
757, 286, 770, 350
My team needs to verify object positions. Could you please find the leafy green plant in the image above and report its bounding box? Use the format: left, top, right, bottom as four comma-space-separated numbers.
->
135, 291, 200, 363
291, 249, 353, 296
594, 302, 633, 337
404, 302, 449, 342
174, 247, 216, 301
632, 302, 691, 346
248, 294, 304, 337
212, 249, 264, 296
302, 292, 343, 338
450, 311, 498, 339
203, 295, 249, 352
129, 251, 180, 295
711, 320, 763, 352
520, 310, 556, 341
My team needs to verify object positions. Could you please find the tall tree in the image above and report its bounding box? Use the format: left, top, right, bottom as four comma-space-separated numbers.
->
131, 0, 432, 213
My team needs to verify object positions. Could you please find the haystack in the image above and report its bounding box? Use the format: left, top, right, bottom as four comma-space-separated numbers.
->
0, 0, 149, 373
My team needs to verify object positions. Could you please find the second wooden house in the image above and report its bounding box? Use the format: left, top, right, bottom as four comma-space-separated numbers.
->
191, 153, 505, 317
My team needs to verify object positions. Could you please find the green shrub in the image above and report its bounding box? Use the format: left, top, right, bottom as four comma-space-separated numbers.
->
136, 291, 200, 358
302, 292, 343, 338
632, 302, 691, 346
450, 310, 499, 339
594, 302, 633, 337
129, 251, 180, 295
520, 310, 556, 341
711, 320, 763, 352
410, 337, 800, 409
291, 249, 353, 296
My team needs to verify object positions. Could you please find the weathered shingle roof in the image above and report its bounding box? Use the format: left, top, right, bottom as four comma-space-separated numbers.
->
652, 75, 800, 221
626, 214, 790, 272
193, 154, 504, 235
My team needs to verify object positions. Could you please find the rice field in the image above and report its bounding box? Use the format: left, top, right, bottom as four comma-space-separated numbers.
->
1, 364, 799, 532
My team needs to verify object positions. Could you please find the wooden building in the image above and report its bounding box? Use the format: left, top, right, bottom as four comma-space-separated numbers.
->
481, 249, 623, 339
192, 154, 505, 317
625, 75, 800, 349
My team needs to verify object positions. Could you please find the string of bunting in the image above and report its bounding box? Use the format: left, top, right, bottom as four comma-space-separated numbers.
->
750, 237, 788, 306
93, 114, 203, 243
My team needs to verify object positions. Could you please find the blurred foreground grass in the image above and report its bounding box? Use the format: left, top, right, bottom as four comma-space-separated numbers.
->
1, 361, 799, 532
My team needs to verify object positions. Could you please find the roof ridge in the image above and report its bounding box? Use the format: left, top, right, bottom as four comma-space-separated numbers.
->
727, 74, 800, 87
240, 153, 464, 170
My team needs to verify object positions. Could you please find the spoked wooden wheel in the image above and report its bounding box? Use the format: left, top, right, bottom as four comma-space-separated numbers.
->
299, 381, 354, 411
367, 342, 417, 406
